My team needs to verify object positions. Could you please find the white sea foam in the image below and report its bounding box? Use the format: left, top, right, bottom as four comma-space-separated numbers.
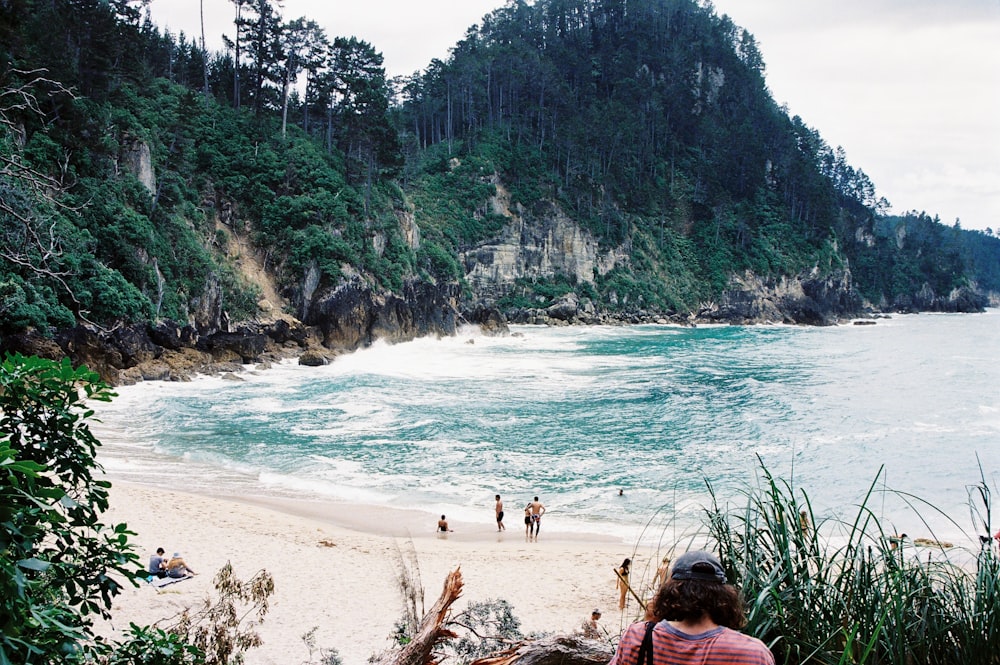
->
89, 313, 1000, 544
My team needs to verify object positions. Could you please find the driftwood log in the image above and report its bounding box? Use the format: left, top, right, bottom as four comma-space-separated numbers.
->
375, 567, 465, 665
376, 567, 613, 665
470, 634, 614, 665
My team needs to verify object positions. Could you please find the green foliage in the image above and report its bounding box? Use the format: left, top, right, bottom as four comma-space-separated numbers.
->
102, 624, 202, 665
408, 146, 505, 249
0, 354, 140, 664
3, 0, 998, 338
695, 462, 1000, 664
300, 626, 343, 665
446, 599, 523, 664
165, 562, 275, 665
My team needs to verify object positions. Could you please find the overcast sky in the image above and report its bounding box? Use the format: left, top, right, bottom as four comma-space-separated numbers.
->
146, 0, 1000, 232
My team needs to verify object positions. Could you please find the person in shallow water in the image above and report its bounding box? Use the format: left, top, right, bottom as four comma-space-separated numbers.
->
529, 496, 545, 539
437, 515, 452, 532
609, 551, 774, 665
524, 503, 533, 538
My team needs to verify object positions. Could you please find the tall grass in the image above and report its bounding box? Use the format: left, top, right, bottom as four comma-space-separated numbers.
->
692, 463, 1000, 665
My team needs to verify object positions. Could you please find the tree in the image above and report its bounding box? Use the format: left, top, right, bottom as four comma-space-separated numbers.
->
0, 354, 140, 663
277, 17, 326, 138
224, 0, 250, 109
238, 0, 284, 115
324, 37, 401, 205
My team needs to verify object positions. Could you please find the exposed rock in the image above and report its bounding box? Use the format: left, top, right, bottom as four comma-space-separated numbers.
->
191, 272, 225, 334
895, 284, 987, 313
461, 195, 624, 299
298, 349, 333, 366
120, 136, 156, 196
0, 330, 64, 360
149, 320, 198, 350
199, 330, 268, 363
546, 293, 580, 321
110, 324, 161, 366
702, 268, 861, 325
306, 277, 461, 351
462, 303, 510, 336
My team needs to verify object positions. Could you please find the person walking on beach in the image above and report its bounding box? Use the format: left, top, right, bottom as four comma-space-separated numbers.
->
609, 550, 773, 665
495, 494, 505, 531
529, 496, 546, 540
615, 557, 632, 610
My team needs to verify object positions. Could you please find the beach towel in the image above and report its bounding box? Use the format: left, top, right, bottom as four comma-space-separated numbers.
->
149, 575, 191, 589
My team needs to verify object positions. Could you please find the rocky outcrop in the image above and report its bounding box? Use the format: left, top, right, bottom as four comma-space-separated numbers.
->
891, 284, 987, 313
305, 278, 465, 351
121, 136, 156, 196
698, 268, 862, 325
0, 318, 319, 386
460, 194, 625, 299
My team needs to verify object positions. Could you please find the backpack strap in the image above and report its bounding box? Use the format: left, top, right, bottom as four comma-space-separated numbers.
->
636, 620, 656, 665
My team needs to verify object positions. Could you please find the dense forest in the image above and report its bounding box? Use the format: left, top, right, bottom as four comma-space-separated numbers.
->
1, 0, 998, 344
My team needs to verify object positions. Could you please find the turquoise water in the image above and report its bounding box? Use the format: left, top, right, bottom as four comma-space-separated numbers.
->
93, 312, 1000, 544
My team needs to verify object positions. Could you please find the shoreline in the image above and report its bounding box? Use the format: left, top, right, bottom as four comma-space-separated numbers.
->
96, 479, 662, 665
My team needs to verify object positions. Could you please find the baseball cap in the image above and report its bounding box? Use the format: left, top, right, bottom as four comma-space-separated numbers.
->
592, 608, 602, 615
670, 550, 726, 583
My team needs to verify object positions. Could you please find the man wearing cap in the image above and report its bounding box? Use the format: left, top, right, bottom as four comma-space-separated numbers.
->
609, 550, 773, 665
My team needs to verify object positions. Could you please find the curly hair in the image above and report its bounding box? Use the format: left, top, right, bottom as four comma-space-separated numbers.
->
649, 578, 747, 629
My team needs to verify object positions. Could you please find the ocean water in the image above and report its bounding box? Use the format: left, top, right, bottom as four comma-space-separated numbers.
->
92, 312, 1000, 546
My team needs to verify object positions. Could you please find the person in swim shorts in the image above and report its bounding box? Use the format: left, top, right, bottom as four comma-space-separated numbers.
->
495, 494, 505, 531
529, 496, 545, 540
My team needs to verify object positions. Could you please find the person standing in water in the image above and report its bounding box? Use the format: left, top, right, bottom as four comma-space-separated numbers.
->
529, 496, 545, 540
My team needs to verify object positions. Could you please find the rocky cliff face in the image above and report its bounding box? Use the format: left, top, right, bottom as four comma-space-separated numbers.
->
460, 187, 626, 299
303, 277, 465, 351
700, 268, 862, 325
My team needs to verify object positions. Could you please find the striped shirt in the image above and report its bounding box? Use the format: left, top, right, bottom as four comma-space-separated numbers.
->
610, 620, 774, 665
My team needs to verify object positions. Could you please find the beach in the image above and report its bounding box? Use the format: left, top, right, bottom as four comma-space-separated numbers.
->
96, 482, 661, 665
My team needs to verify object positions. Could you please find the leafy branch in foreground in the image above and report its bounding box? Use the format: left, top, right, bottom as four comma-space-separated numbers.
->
0, 353, 139, 663
165, 562, 276, 665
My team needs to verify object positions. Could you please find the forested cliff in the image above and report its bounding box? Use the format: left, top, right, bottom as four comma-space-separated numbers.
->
1, 0, 998, 381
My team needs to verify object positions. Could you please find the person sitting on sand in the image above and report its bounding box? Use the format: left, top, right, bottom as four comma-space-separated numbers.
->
437, 515, 453, 533
166, 552, 197, 578
148, 547, 168, 579
609, 550, 773, 665
581, 608, 603, 639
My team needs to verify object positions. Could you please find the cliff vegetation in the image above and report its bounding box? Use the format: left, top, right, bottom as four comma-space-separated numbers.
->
1, 0, 998, 379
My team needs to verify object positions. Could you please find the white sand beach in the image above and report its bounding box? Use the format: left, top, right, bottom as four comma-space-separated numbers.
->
97, 482, 664, 665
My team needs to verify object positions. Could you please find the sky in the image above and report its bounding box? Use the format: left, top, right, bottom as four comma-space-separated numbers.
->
146, 0, 1000, 232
